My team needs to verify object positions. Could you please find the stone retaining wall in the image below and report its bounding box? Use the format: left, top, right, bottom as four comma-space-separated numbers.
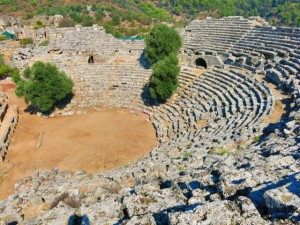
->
0, 94, 18, 161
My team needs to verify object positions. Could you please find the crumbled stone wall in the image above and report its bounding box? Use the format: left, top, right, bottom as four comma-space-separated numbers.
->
12, 25, 151, 110
0, 93, 18, 161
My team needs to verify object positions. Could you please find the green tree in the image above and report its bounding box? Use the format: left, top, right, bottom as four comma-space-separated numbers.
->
145, 24, 182, 64
148, 53, 180, 102
82, 15, 94, 27
58, 17, 75, 27
15, 61, 74, 113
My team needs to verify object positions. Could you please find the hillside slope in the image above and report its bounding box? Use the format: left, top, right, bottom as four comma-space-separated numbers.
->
0, 0, 299, 37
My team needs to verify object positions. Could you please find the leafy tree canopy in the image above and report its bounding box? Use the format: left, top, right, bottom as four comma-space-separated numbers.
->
15, 61, 74, 113
148, 53, 180, 102
145, 24, 182, 65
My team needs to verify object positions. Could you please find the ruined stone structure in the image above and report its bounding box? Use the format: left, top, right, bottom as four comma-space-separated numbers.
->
0, 93, 18, 161
13, 24, 151, 110
1, 17, 300, 224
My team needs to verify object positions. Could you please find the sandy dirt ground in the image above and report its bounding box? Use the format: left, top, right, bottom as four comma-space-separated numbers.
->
255, 74, 290, 124
0, 82, 157, 199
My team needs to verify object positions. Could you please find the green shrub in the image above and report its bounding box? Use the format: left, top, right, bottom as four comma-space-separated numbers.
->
253, 136, 261, 142
25, 12, 34, 19
177, 165, 185, 171
0, 54, 20, 79
58, 17, 75, 27
36, 20, 42, 26
33, 20, 45, 30
39, 40, 49, 46
148, 53, 180, 102
8, 5, 16, 12
145, 24, 182, 65
30, 0, 36, 6
220, 149, 230, 156
183, 151, 193, 158
0, 55, 3, 65
0, 35, 7, 41
82, 15, 94, 27
0, 64, 10, 78
15, 61, 74, 113
20, 38, 33, 47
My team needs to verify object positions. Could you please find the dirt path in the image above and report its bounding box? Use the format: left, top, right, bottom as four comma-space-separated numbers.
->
255, 74, 290, 124
0, 82, 157, 199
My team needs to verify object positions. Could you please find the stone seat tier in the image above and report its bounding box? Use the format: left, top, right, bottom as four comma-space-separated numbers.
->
146, 67, 274, 144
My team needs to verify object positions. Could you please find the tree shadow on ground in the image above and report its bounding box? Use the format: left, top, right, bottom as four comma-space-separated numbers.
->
56, 93, 74, 110
23, 93, 74, 116
138, 50, 150, 69
140, 84, 162, 107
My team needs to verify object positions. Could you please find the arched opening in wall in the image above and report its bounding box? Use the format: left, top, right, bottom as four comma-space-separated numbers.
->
88, 55, 94, 64
195, 58, 208, 69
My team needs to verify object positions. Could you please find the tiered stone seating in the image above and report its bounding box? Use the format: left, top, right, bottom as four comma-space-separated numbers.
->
74, 62, 152, 109
181, 17, 300, 77
181, 17, 253, 55
145, 68, 274, 146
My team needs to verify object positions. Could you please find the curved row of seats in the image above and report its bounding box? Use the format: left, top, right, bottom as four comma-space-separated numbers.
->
73, 62, 152, 109
142, 68, 274, 147
182, 18, 300, 70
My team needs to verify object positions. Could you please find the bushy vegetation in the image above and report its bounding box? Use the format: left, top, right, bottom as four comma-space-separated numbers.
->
14, 61, 74, 113
0, 35, 7, 41
38, 40, 49, 46
157, 0, 300, 27
0, 0, 299, 27
146, 24, 182, 103
58, 17, 75, 27
148, 53, 180, 102
145, 24, 182, 65
0, 54, 19, 79
20, 38, 33, 47
220, 149, 230, 156
253, 136, 261, 142
33, 20, 45, 30
31, 2, 164, 37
